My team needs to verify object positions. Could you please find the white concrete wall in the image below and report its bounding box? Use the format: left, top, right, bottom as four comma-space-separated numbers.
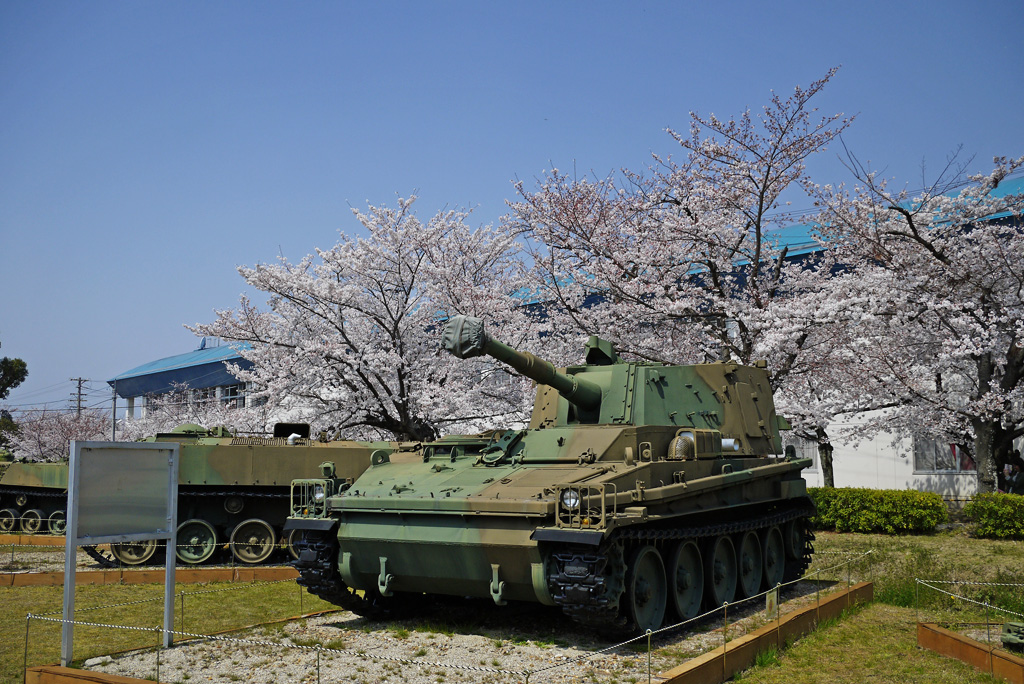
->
794, 412, 979, 501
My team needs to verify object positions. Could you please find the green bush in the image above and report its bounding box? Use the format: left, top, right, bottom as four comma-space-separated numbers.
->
809, 487, 948, 534
962, 493, 1024, 539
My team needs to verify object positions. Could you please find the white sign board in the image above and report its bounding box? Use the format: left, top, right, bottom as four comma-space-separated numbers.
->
62, 441, 179, 666
73, 443, 178, 541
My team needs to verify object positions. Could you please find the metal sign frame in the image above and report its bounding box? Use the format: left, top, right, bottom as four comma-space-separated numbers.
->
61, 440, 179, 666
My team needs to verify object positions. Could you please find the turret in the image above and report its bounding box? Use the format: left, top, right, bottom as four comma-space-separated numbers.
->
442, 315, 603, 412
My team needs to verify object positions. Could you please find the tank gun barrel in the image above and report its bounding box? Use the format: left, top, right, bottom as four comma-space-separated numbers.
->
442, 316, 602, 411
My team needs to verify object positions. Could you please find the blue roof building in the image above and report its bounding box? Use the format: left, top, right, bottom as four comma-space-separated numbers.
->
106, 341, 252, 418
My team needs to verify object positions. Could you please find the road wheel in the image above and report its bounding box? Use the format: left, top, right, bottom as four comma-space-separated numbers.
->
783, 519, 804, 560
762, 526, 785, 589
47, 510, 67, 535
286, 528, 302, 560
667, 540, 703, 621
783, 517, 813, 582
625, 545, 667, 633
0, 508, 18, 533
736, 531, 762, 598
20, 509, 44, 535
111, 540, 158, 565
230, 518, 276, 564
704, 535, 737, 607
176, 519, 218, 564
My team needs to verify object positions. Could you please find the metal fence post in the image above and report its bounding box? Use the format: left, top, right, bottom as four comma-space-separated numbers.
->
155, 626, 161, 684
846, 559, 851, 609
24, 614, 32, 681
722, 601, 729, 680
647, 628, 653, 684
180, 590, 186, 634
915, 580, 919, 625
776, 582, 782, 646
986, 601, 993, 674
815, 568, 821, 622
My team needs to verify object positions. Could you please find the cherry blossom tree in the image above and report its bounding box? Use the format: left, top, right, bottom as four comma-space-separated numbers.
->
192, 197, 535, 441
814, 154, 1024, 492
9, 409, 109, 462
509, 70, 853, 483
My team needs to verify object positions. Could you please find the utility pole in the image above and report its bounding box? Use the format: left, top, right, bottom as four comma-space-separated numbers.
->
69, 378, 89, 417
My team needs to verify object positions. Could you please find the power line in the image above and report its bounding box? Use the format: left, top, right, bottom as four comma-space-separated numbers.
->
6, 380, 77, 402
4, 398, 75, 409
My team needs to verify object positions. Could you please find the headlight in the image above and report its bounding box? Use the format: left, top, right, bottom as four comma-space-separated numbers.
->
561, 489, 580, 511
313, 485, 325, 502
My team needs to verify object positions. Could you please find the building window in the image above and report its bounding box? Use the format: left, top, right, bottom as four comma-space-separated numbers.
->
783, 435, 818, 471
913, 434, 975, 473
220, 384, 244, 408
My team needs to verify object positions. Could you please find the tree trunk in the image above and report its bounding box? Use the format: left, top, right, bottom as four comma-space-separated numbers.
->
973, 418, 998, 493
816, 427, 835, 488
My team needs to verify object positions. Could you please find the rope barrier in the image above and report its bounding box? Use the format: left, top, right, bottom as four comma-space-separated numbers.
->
32, 581, 296, 618
37, 595, 165, 617
171, 577, 295, 597
916, 579, 1024, 621
916, 580, 1024, 588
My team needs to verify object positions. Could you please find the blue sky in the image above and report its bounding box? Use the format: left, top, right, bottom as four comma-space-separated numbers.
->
2, 1, 1022, 412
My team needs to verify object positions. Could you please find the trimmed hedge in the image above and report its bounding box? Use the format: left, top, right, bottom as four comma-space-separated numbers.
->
809, 487, 948, 534
962, 493, 1024, 540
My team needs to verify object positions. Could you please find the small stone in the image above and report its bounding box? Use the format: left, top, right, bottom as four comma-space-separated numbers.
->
84, 656, 113, 667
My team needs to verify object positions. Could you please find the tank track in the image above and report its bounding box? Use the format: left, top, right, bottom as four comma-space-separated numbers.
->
547, 505, 815, 632
80, 544, 173, 569
9, 486, 288, 569
0, 486, 67, 498
82, 544, 119, 568
0, 486, 286, 507
291, 529, 400, 618
179, 490, 288, 499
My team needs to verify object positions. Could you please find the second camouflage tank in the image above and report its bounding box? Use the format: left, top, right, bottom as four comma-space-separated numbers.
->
287, 316, 814, 633
0, 423, 416, 566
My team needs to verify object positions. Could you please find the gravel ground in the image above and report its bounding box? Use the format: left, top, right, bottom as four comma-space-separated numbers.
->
0, 545, 99, 572
86, 583, 821, 684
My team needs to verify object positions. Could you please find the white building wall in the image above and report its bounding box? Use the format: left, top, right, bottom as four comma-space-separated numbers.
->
795, 411, 979, 501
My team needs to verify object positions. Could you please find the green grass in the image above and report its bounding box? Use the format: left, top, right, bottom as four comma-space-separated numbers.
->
0, 580, 337, 684
732, 603, 1000, 684
725, 528, 1024, 684
807, 529, 1024, 618
752, 643, 780, 668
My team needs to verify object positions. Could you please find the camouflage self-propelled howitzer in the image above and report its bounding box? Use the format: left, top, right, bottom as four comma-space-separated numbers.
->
0, 424, 414, 567
287, 316, 814, 634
